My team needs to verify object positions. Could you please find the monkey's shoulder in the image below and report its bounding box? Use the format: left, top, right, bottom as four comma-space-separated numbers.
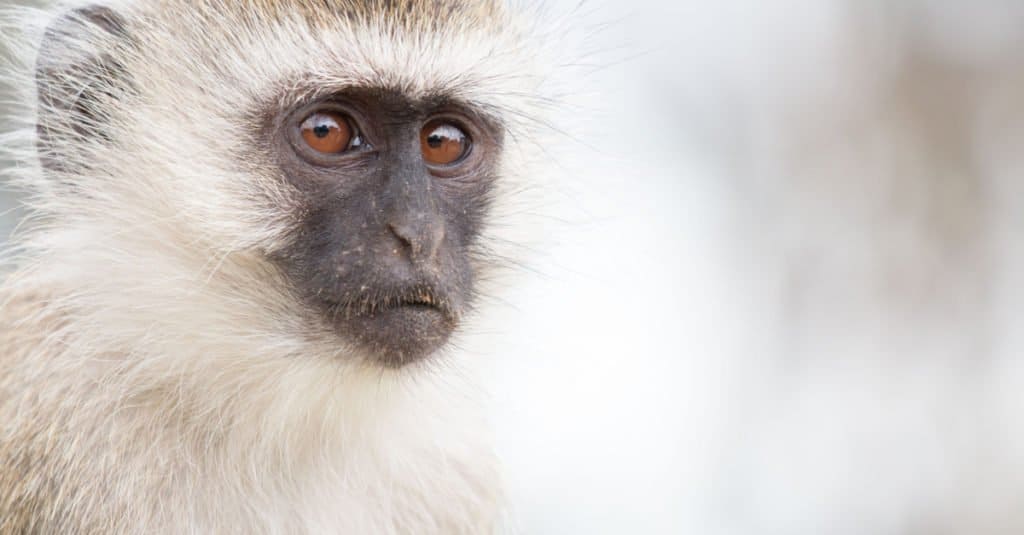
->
0, 287, 66, 360
0, 287, 112, 534
0, 289, 49, 529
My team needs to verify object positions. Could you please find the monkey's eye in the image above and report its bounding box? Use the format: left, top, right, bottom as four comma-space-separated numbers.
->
300, 111, 363, 154
420, 120, 470, 166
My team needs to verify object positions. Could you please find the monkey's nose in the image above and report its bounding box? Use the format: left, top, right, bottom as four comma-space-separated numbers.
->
388, 218, 445, 263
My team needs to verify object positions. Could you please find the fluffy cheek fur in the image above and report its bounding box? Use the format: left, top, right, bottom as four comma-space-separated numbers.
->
0, 0, 579, 532
2, 229, 504, 533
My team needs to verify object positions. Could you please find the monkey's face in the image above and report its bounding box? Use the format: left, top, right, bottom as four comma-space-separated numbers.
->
265, 90, 501, 367
32, 1, 545, 369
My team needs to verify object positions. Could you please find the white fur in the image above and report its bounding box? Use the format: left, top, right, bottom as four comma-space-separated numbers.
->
0, 0, 576, 532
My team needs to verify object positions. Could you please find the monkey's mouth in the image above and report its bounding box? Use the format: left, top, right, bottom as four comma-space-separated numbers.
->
319, 289, 458, 367
388, 292, 448, 312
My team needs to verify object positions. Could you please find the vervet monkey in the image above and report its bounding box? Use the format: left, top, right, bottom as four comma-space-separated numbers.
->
0, 0, 560, 532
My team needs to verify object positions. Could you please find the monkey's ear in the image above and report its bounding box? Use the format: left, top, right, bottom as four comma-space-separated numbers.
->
35, 6, 130, 173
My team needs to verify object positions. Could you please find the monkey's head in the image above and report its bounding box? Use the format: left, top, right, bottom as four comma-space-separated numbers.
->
29, 1, 552, 368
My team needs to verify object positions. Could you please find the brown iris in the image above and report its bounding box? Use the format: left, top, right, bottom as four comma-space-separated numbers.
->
300, 112, 353, 153
420, 120, 470, 165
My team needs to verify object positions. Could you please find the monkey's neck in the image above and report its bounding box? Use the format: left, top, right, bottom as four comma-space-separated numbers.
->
5, 231, 498, 531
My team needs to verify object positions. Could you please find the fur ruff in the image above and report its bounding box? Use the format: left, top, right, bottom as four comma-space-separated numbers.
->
0, 0, 574, 532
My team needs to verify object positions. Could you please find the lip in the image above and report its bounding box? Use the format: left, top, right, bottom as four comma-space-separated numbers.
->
321, 289, 454, 321
317, 287, 459, 367
394, 291, 441, 309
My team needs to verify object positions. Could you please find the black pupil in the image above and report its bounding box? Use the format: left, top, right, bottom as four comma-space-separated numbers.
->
313, 124, 332, 138
427, 134, 444, 149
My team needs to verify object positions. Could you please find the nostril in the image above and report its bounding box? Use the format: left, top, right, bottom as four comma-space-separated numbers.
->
387, 220, 444, 262
388, 223, 413, 247
388, 222, 420, 257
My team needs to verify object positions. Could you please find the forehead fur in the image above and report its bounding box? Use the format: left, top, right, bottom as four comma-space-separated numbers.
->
119, 0, 541, 118
235, 0, 506, 30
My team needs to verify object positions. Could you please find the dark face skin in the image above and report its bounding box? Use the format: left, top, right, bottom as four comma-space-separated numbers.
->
265, 89, 502, 367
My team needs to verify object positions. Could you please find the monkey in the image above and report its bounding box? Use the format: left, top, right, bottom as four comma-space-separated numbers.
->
0, 0, 562, 532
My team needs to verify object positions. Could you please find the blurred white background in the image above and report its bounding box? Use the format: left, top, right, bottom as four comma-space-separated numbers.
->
482, 1, 1024, 534
5, 1, 1024, 534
